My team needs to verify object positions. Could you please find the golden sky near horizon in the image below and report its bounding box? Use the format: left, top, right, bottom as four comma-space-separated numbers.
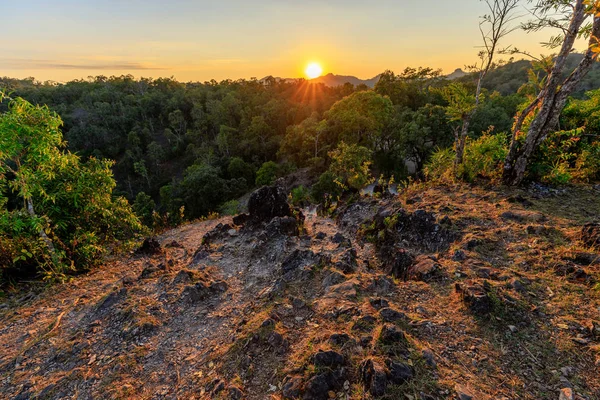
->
0, 0, 584, 83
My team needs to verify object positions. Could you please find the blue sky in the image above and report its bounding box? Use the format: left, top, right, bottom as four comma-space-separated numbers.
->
1, 0, 561, 82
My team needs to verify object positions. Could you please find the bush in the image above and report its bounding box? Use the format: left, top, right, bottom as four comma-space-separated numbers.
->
219, 200, 241, 216
458, 133, 508, 182
328, 142, 374, 190
256, 161, 280, 186
311, 171, 343, 203
133, 192, 156, 228
424, 147, 455, 181
529, 129, 600, 184
290, 186, 311, 207
0, 97, 143, 281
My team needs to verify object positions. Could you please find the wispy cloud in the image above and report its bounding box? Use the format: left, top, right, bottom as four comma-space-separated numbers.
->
0, 58, 168, 70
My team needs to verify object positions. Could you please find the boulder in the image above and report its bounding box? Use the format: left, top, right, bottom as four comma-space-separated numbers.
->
312, 350, 345, 368
248, 186, 291, 223
360, 359, 388, 396
135, 237, 162, 255
386, 359, 413, 384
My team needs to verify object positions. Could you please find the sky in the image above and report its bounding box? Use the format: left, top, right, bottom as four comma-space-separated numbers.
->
0, 0, 573, 83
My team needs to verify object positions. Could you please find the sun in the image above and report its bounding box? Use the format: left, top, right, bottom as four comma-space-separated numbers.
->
305, 62, 323, 79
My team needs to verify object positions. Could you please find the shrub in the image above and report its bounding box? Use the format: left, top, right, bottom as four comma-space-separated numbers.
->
256, 161, 280, 186
311, 171, 343, 203
290, 185, 311, 207
133, 192, 156, 228
0, 97, 143, 281
458, 133, 508, 182
219, 200, 240, 216
328, 142, 374, 190
424, 147, 455, 182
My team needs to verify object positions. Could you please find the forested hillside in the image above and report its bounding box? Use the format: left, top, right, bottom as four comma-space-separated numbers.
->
0, 67, 525, 223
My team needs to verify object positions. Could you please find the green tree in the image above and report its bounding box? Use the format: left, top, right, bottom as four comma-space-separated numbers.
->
0, 96, 142, 280
328, 142, 374, 190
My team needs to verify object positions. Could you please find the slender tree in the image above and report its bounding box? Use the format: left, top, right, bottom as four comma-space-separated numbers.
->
454, 0, 520, 167
503, 0, 600, 185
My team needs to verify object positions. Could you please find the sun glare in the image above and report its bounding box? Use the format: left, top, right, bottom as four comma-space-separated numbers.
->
305, 62, 323, 79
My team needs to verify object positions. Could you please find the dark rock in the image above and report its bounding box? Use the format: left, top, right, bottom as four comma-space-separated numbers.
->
360, 359, 388, 397
464, 238, 481, 250
202, 223, 232, 245
570, 252, 600, 266
439, 215, 452, 226
303, 370, 345, 400
190, 248, 210, 265
312, 350, 344, 368
331, 232, 347, 244
208, 379, 225, 395
135, 237, 162, 255
266, 216, 301, 236
291, 297, 306, 309
506, 195, 534, 207
378, 324, 408, 346
386, 359, 414, 384
329, 333, 353, 347
315, 231, 327, 240
352, 315, 377, 332
183, 280, 228, 303
389, 249, 415, 280
456, 281, 493, 315
422, 348, 437, 368
366, 275, 395, 295
322, 270, 346, 288
379, 308, 407, 323
408, 256, 440, 281
370, 297, 390, 310
335, 249, 358, 274
268, 332, 288, 352
227, 386, 245, 400
582, 223, 600, 248
248, 186, 291, 223
172, 269, 194, 285
261, 318, 276, 329
97, 288, 127, 312
232, 213, 250, 226
509, 278, 527, 293
360, 336, 373, 347
452, 250, 467, 262
282, 250, 320, 275
282, 376, 303, 399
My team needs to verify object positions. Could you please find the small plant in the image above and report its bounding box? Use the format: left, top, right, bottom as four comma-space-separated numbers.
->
290, 185, 311, 207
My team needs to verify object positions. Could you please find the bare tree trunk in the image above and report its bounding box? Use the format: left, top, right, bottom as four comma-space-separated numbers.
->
455, 118, 471, 166
503, 3, 600, 185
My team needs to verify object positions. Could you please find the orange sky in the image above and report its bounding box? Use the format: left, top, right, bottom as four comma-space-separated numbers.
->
0, 1, 582, 83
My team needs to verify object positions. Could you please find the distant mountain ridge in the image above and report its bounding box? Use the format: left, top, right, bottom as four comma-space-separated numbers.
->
262, 69, 470, 88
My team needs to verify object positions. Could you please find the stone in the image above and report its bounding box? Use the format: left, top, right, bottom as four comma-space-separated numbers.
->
422, 348, 436, 368
456, 282, 493, 315
135, 237, 162, 255
360, 359, 388, 396
312, 350, 345, 368
408, 257, 440, 281
329, 333, 353, 347
282, 250, 318, 275
303, 370, 345, 400
378, 324, 407, 346
386, 359, 413, 384
352, 315, 377, 332
248, 185, 291, 223
315, 231, 327, 240
370, 297, 390, 310
452, 250, 467, 262
379, 308, 407, 323
389, 249, 415, 280
232, 213, 250, 226
172, 269, 194, 285
331, 232, 348, 244
266, 216, 300, 236
335, 249, 358, 274
322, 270, 346, 289
227, 386, 244, 400
282, 376, 303, 399
509, 278, 527, 293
